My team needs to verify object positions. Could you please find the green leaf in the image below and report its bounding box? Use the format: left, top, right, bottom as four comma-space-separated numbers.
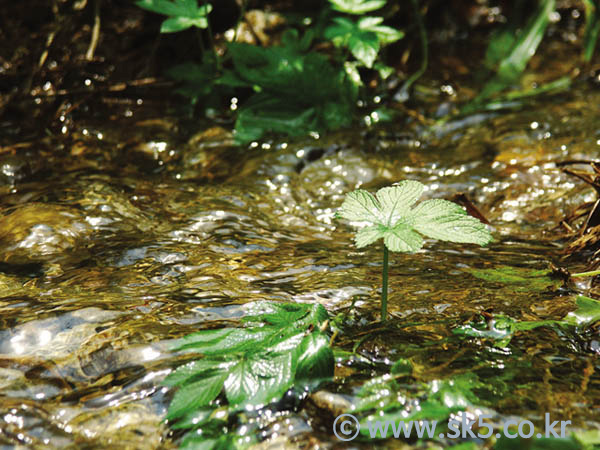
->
295, 332, 334, 381
224, 351, 295, 407
336, 189, 383, 224
564, 295, 600, 327
467, 266, 561, 292
166, 370, 227, 420
472, 0, 555, 103
328, 0, 386, 15
160, 16, 201, 32
337, 180, 492, 253
226, 42, 355, 142
358, 17, 404, 44
136, 0, 212, 32
173, 327, 273, 354
163, 359, 230, 387
454, 314, 559, 347
412, 199, 493, 245
376, 182, 423, 226
355, 224, 385, 248
348, 31, 379, 68
583, 0, 600, 62
164, 301, 332, 442
383, 224, 423, 252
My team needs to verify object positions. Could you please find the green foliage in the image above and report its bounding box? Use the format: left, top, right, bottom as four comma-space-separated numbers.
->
136, 0, 404, 142
135, 0, 212, 33
336, 180, 491, 321
563, 295, 600, 327
336, 180, 492, 253
583, 0, 600, 62
163, 301, 334, 446
226, 33, 356, 142
464, 0, 558, 112
468, 266, 562, 293
354, 373, 489, 440
167, 30, 356, 143
325, 16, 404, 68
328, 0, 386, 15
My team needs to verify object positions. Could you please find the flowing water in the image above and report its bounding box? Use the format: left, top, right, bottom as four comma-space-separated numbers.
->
0, 83, 599, 448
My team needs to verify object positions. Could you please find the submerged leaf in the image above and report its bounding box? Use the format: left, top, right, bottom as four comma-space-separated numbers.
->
564, 295, 600, 327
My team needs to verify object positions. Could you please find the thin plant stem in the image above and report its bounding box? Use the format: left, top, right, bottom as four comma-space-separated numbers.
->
201, 0, 221, 70
381, 246, 389, 322
571, 269, 600, 278
397, 0, 428, 101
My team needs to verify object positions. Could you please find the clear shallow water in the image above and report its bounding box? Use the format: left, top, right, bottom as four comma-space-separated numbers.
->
0, 86, 599, 447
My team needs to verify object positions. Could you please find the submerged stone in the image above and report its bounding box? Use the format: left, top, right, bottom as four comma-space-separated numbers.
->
0, 203, 92, 266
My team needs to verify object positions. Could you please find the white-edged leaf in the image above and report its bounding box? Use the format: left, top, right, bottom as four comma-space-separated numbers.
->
383, 225, 423, 253
348, 32, 379, 68
412, 199, 492, 245
358, 17, 405, 44
357, 16, 384, 28
336, 189, 382, 223
355, 225, 385, 247
329, 0, 386, 15
376, 180, 424, 226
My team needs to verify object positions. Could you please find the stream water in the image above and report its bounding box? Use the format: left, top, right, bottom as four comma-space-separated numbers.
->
0, 82, 599, 448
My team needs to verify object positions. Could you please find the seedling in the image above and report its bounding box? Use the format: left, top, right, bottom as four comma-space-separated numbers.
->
336, 180, 492, 321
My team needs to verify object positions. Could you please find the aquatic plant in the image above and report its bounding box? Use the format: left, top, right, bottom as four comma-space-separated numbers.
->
163, 301, 333, 447
336, 180, 492, 321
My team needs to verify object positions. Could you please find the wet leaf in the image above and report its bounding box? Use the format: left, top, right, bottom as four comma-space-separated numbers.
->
564, 295, 600, 327
166, 371, 228, 420
357, 16, 404, 44
224, 351, 295, 407
164, 301, 333, 437
295, 332, 335, 381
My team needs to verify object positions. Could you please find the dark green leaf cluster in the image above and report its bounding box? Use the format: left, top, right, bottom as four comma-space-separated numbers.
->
163, 301, 334, 447
168, 30, 357, 143
135, 0, 404, 143
226, 33, 357, 143
355, 372, 489, 439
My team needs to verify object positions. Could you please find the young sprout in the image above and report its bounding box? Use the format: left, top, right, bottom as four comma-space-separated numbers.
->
336, 180, 492, 321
